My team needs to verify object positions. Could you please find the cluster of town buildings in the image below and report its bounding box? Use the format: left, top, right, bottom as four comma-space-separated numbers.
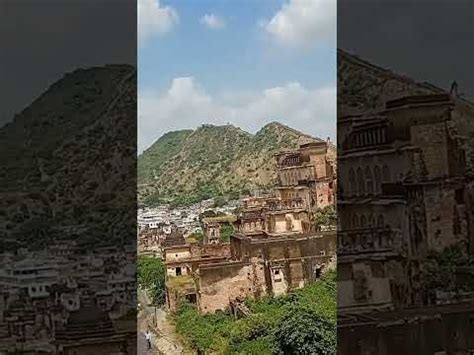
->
137, 199, 239, 256
138, 140, 337, 314
0, 241, 137, 354
337, 49, 474, 354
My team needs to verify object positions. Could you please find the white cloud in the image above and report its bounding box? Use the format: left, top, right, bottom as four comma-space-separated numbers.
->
138, 77, 335, 153
264, 0, 336, 48
138, 0, 178, 45
200, 14, 226, 30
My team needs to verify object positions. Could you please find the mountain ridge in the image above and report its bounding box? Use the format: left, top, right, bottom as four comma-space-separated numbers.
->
0, 64, 136, 249
138, 122, 323, 206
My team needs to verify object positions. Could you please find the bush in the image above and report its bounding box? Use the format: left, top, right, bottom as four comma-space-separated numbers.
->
220, 224, 234, 242
188, 231, 204, 243
173, 270, 336, 354
314, 205, 336, 227
275, 307, 336, 355
422, 243, 472, 298
174, 303, 233, 353
230, 338, 275, 355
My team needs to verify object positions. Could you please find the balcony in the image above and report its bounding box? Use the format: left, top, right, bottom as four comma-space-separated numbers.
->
267, 198, 306, 211
337, 227, 404, 256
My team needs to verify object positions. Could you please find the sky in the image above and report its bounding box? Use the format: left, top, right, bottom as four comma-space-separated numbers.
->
2, 0, 471, 156
138, 0, 337, 153
339, 0, 473, 102
0, 0, 136, 128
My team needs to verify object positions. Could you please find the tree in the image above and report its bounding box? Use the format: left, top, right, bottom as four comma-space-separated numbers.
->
275, 307, 336, 355
172, 271, 337, 354
137, 256, 166, 305
422, 243, 471, 300
314, 205, 336, 228
220, 224, 234, 242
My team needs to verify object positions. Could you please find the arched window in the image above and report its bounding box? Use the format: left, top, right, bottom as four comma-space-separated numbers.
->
374, 165, 381, 194
349, 168, 356, 195
382, 165, 390, 182
357, 167, 365, 195
360, 215, 367, 228
377, 215, 384, 228
365, 166, 374, 194
368, 214, 375, 228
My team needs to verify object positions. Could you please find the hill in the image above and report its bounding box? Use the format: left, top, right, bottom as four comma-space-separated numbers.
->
337, 49, 442, 117
0, 65, 136, 250
138, 122, 322, 206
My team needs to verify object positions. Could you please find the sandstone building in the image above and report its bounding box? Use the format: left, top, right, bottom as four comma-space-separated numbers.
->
338, 72, 474, 313
202, 215, 237, 244
164, 141, 337, 313
337, 49, 474, 354
275, 141, 336, 213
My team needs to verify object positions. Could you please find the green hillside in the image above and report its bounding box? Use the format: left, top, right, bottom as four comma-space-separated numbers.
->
0, 65, 136, 250
138, 122, 320, 206
138, 130, 193, 183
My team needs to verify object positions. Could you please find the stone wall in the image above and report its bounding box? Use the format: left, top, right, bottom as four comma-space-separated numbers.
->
164, 246, 191, 263
278, 165, 314, 186
424, 184, 462, 251
339, 306, 474, 355
196, 232, 336, 312
198, 262, 259, 313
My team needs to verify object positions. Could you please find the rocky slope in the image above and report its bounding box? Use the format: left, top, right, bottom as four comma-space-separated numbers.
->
0, 65, 136, 250
138, 122, 323, 206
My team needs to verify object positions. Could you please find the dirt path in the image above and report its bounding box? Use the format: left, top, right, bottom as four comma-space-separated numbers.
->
138, 289, 187, 354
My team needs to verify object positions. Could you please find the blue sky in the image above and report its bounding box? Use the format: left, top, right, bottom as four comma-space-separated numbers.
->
138, 0, 336, 153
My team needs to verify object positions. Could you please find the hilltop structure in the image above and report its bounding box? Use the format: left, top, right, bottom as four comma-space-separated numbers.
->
163, 141, 337, 313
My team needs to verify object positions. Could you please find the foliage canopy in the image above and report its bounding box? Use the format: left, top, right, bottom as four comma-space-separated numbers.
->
137, 256, 166, 305
173, 270, 336, 354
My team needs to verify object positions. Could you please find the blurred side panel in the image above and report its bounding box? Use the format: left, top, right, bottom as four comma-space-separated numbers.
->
337, 0, 474, 354
0, 0, 137, 353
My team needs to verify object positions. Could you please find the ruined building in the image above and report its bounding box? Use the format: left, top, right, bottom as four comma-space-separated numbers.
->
164, 141, 337, 313
337, 49, 474, 354
338, 62, 474, 313
138, 222, 186, 257
202, 215, 237, 244
274, 141, 336, 213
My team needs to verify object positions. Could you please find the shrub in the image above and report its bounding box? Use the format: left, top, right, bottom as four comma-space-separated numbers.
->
173, 270, 337, 354
220, 224, 234, 242
275, 307, 336, 355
